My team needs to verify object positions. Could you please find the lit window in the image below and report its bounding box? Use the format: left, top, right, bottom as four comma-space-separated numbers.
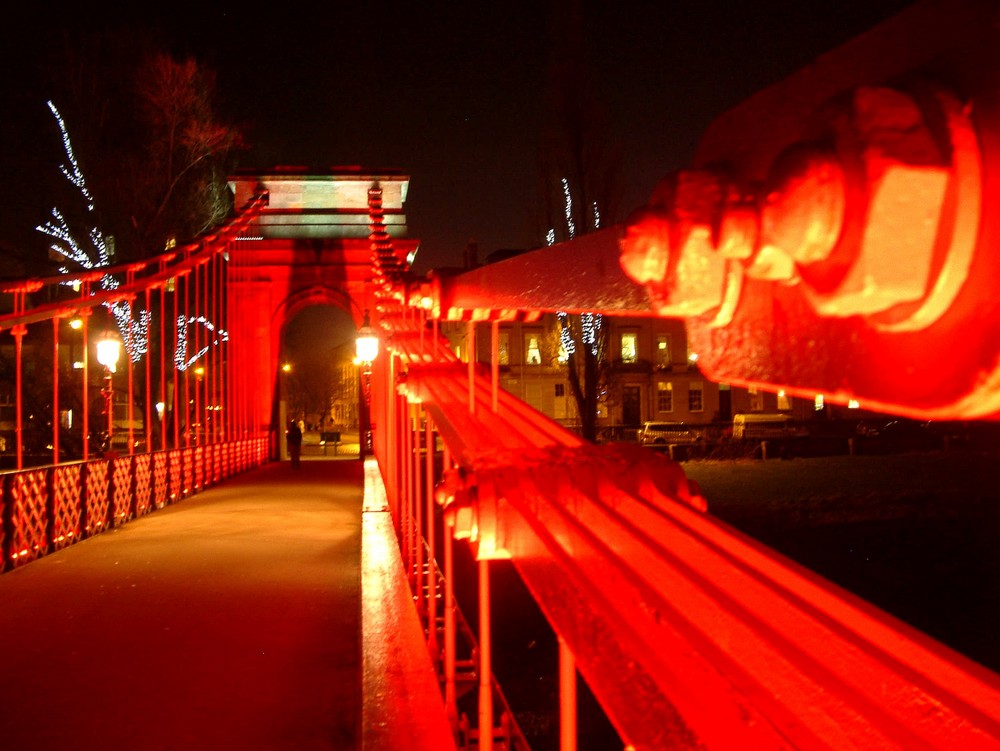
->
657, 382, 673, 412
749, 386, 764, 412
656, 335, 671, 368
814, 394, 825, 411
777, 389, 791, 411
688, 381, 704, 412
525, 335, 542, 365
621, 332, 638, 364
848, 399, 861, 409
498, 332, 510, 366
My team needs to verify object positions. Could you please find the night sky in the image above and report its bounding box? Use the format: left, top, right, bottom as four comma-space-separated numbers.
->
1, 1, 913, 273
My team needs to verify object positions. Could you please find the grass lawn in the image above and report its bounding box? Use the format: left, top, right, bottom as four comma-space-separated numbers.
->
685, 450, 1000, 673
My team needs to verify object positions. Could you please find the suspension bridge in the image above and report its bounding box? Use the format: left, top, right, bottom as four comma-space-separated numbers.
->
3, 2, 1000, 749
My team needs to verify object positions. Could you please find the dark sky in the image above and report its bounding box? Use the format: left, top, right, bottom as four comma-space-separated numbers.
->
0, 1, 913, 274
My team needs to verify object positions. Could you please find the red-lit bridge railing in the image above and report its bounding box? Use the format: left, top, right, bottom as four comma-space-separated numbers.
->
0, 193, 272, 570
365, 3, 1000, 748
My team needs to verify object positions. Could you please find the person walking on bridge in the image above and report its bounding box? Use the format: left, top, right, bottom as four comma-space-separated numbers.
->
286, 419, 303, 468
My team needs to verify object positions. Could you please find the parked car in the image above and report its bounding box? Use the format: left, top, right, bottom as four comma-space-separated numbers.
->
732, 412, 802, 439
639, 421, 702, 445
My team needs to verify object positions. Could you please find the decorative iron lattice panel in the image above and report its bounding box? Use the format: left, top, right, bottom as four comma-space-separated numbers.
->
167, 450, 182, 501
6, 469, 49, 568
211, 444, 222, 484
182, 448, 194, 496
110, 456, 133, 526
84, 460, 111, 536
49, 464, 82, 551
133, 454, 152, 517
194, 446, 204, 492
152, 451, 168, 508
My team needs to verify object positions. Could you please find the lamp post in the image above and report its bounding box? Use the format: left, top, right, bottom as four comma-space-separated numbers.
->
95, 331, 121, 450
355, 310, 379, 460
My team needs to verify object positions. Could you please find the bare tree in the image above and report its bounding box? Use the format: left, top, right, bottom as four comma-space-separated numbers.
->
42, 28, 243, 262
538, 0, 622, 442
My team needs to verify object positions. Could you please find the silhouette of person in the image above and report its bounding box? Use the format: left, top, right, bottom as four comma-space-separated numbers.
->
286, 419, 303, 468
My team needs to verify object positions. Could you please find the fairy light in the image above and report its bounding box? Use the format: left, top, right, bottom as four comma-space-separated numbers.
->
562, 178, 576, 239
545, 228, 556, 247
593, 201, 601, 230
581, 313, 602, 356
175, 314, 229, 371
558, 312, 575, 358
47, 101, 94, 211
37, 101, 150, 362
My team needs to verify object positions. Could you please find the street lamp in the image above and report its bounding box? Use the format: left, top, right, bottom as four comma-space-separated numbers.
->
355, 311, 378, 460
95, 331, 121, 446
355, 311, 379, 366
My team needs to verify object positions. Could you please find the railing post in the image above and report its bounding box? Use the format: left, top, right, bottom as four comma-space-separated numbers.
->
444, 474, 458, 728
479, 557, 494, 751
81, 304, 90, 461
467, 320, 476, 415
425, 412, 438, 659
491, 321, 499, 414
414, 402, 425, 616
13, 322, 25, 470
404, 396, 415, 584
559, 636, 578, 751
52, 317, 59, 465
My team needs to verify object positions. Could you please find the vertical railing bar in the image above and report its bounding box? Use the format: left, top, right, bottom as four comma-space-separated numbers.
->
81, 296, 90, 462
414, 401, 425, 617
479, 558, 494, 751
52, 318, 59, 465
193, 263, 201, 447
159, 269, 167, 451
467, 320, 476, 415
172, 273, 180, 450
127, 296, 135, 456
14, 320, 25, 471
443, 446, 458, 729
144, 286, 152, 454
425, 411, 438, 659
491, 321, 499, 415
404, 395, 415, 583
183, 268, 191, 448
559, 636, 578, 751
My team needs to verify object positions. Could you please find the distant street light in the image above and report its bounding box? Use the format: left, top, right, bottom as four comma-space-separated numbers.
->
355, 310, 379, 365
95, 331, 121, 446
355, 310, 378, 460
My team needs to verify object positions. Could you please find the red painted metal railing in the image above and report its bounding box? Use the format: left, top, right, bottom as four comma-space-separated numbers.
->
0, 193, 273, 570
364, 3, 1000, 748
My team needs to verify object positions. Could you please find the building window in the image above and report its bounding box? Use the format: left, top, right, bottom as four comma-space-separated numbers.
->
525, 334, 542, 365
498, 332, 510, 366
777, 389, 791, 411
621, 332, 638, 364
688, 381, 704, 412
555, 383, 565, 397
657, 381, 673, 412
656, 335, 671, 368
815, 394, 825, 411
749, 386, 764, 412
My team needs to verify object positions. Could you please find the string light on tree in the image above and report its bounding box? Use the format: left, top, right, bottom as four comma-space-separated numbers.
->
36, 101, 151, 363
562, 177, 576, 239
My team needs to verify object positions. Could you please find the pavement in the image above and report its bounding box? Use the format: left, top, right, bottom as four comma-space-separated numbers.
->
0, 459, 364, 750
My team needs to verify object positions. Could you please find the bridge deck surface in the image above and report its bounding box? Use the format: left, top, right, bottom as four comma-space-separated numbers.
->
0, 458, 444, 750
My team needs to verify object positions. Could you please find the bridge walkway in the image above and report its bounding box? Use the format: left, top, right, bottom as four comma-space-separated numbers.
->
0, 458, 451, 750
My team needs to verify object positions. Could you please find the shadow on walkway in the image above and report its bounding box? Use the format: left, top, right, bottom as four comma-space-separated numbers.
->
0, 460, 363, 751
